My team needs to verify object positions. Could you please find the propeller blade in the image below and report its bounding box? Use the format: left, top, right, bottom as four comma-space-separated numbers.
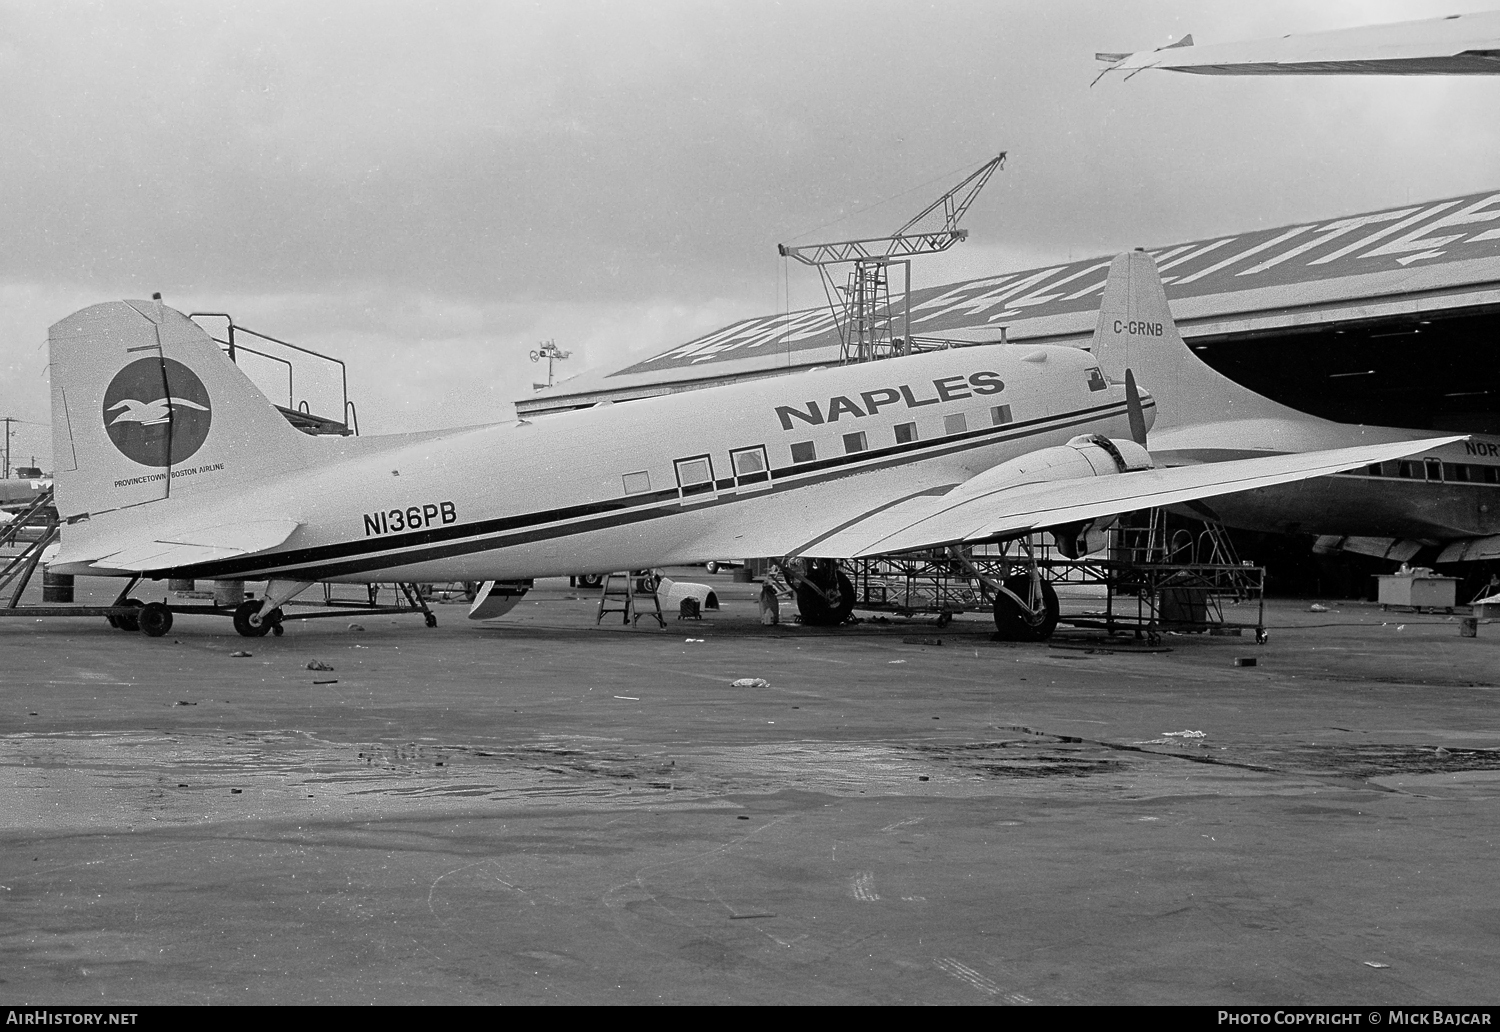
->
1125, 368, 1148, 447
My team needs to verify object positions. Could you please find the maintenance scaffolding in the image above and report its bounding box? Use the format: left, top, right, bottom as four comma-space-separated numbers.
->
836, 511, 1267, 642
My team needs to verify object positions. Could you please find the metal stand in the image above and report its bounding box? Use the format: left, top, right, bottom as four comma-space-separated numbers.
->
596, 571, 665, 628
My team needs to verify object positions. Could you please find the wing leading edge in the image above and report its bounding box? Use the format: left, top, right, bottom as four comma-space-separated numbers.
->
805, 436, 1465, 559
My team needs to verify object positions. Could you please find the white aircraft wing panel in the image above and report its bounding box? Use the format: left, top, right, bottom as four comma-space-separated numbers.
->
840, 437, 1465, 559
1102, 12, 1500, 76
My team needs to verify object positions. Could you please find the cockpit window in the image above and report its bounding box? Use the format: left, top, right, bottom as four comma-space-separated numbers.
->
1086, 367, 1108, 392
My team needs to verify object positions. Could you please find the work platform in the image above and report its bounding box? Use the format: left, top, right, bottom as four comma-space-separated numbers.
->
833, 513, 1266, 642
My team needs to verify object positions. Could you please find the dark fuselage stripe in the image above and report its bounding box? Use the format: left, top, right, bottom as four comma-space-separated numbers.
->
164, 400, 1134, 580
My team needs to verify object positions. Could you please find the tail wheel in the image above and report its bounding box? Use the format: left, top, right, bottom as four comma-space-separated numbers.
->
992, 575, 1059, 642
796, 569, 855, 627
233, 599, 274, 638
138, 602, 173, 638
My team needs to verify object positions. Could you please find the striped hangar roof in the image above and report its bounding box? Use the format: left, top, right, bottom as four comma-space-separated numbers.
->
518, 189, 1500, 414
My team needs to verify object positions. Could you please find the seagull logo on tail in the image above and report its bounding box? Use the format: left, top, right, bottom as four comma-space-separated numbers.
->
107, 397, 210, 426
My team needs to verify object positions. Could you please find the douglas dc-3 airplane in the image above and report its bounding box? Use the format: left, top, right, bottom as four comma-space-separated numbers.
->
44, 252, 1459, 639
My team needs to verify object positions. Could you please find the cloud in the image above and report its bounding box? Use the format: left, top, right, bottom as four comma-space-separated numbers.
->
3, 0, 1496, 461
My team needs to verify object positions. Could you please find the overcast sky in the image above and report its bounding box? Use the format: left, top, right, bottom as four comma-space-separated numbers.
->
3, 0, 1497, 467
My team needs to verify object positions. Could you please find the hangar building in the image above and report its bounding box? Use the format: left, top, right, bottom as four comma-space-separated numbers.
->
518, 190, 1500, 435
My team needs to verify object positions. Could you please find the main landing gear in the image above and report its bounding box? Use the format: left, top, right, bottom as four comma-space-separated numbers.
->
793, 559, 855, 627
991, 573, 1060, 642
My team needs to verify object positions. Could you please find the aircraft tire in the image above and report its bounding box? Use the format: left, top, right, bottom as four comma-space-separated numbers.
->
233, 599, 272, 638
992, 576, 1059, 642
138, 602, 173, 638
577, 574, 603, 590
796, 570, 855, 627
116, 599, 143, 633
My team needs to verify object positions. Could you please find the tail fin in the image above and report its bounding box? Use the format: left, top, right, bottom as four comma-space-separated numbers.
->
49, 300, 310, 519
1090, 250, 1313, 431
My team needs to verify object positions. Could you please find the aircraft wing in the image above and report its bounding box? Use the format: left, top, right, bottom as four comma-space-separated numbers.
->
61, 519, 302, 572
1098, 12, 1500, 77
802, 436, 1464, 559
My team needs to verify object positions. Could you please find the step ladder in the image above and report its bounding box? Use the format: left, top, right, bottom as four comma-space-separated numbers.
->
596, 571, 665, 628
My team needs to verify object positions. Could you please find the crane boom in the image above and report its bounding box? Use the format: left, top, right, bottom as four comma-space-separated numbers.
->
777, 152, 1005, 266
775, 153, 1007, 363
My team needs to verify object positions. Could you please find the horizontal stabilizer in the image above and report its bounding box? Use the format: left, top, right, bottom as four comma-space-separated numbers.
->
81, 519, 301, 572
1438, 535, 1500, 564
809, 436, 1465, 559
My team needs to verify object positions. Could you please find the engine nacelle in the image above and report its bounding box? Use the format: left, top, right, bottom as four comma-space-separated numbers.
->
955, 434, 1152, 558
960, 434, 1152, 495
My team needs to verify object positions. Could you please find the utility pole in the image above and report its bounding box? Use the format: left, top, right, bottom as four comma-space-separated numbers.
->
529, 340, 572, 390
1, 416, 14, 479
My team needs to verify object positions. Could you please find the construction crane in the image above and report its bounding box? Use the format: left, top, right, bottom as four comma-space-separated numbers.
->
777, 152, 1006, 364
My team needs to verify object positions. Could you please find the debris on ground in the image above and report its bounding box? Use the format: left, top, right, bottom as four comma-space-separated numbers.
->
312, 679, 339, 685
174, 701, 197, 707
684, 638, 705, 643
1309, 603, 1329, 612
1364, 961, 1390, 969
230, 651, 251, 658
732, 677, 771, 688
347, 623, 366, 632
903, 637, 942, 646
1234, 657, 1257, 667
306, 660, 335, 671
1161, 730, 1206, 738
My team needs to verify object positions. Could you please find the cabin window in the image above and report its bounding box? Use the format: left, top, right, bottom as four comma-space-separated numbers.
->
1086, 367, 1108, 392
894, 422, 918, 444
1398, 460, 1420, 479
730, 446, 770, 490
1425, 457, 1443, 482
791, 441, 816, 464
622, 471, 652, 495
674, 455, 715, 500
843, 431, 868, 455
944, 413, 967, 436
1446, 462, 1471, 483
991, 404, 1013, 426
1483, 465, 1500, 485
1365, 464, 1382, 477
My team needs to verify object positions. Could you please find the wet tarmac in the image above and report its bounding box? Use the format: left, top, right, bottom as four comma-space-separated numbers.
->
2, 573, 1498, 1004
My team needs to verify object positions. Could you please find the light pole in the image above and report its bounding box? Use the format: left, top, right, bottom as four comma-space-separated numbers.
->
529, 340, 572, 390
1, 416, 14, 479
